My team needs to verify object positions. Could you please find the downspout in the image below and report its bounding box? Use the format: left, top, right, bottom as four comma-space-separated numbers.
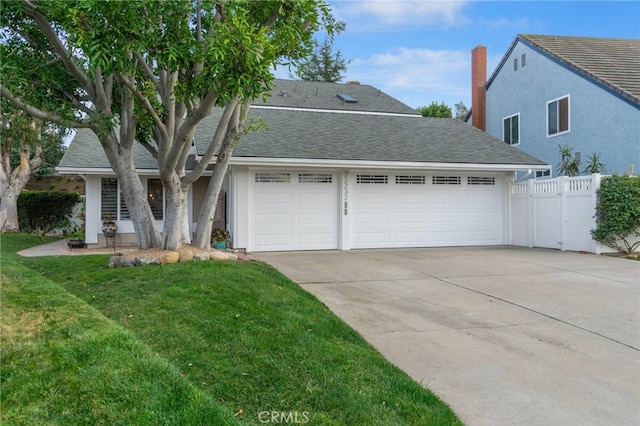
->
516, 169, 533, 182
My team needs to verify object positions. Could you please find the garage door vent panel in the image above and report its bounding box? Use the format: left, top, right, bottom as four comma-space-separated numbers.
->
255, 172, 291, 183
432, 176, 461, 185
357, 174, 388, 184
298, 173, 333, 183
396, 175, 426, 185
468, 176, 496, 185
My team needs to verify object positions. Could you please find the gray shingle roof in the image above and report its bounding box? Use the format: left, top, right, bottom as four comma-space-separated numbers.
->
58, 128, 158, 169
59, 79, 546, 171
494, 34, 640, 106
195, 108, 546, 166
260, 79, 420, 115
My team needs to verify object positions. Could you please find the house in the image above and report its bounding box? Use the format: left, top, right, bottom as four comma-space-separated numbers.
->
57, 79, 547, 252
469, 35, 640, 178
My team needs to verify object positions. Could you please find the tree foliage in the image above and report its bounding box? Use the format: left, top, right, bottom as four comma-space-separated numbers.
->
557, 144, 581, 177
454, 102, 468, 121
0, 98, 65, 231
591, 175, 640, 254
1, 0, 331, 249
417, 101, 452, 118
583, 152, 606, 175
294, 19, 348, 82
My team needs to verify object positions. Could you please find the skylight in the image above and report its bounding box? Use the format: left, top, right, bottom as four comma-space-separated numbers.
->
337, 93, 358, 103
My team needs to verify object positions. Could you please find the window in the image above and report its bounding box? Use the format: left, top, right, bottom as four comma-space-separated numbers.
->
255, 172, 290, 183
147, 179, 164, 220
547, 95, 570, 136
432, 176, 461, 185
536, 170, 551, 178
467, 176, 495, 185
357, 174, 388, 184
101, 178, 130, 221
395, 175, 426, 185
513, 58, 518, 71
298, 173, 332, 183
502, 113, 520, 145
521, 53, 526, 67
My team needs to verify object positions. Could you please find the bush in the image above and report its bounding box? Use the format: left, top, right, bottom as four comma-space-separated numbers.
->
591, 175, 640, 253
18, 191, 81, 234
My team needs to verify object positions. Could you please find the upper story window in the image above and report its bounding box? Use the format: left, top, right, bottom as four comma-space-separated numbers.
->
502, 113, 520, 145
547, 95, 570, 137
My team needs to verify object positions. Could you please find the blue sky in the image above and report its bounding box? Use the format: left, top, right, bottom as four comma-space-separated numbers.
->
279, 1, 640, 110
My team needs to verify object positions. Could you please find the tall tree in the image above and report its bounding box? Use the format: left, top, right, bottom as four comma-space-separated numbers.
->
454, 102, 469, 121
0, 101, 41, 231
294, 19, 348, 82
417, 101, 452, 118
1, 0, 331, 250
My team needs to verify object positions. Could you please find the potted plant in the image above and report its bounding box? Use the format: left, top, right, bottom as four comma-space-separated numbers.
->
67, 227, 86, 249
211, 228, 230, 250
101, 213, 118, 237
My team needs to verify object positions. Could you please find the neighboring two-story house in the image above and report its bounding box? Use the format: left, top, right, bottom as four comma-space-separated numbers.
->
469, 34, 640, 178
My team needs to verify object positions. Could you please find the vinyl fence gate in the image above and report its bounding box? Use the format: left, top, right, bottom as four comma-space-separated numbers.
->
509, 174, 608, 253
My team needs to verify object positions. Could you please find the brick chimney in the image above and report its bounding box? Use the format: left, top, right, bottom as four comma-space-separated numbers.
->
471, 45, 487, 131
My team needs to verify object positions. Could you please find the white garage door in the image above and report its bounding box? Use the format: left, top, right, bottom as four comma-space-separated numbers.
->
251, 170, 338, 251
352, 173, 504, 248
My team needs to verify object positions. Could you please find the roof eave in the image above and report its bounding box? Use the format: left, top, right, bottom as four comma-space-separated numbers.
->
229, 156, 550, 172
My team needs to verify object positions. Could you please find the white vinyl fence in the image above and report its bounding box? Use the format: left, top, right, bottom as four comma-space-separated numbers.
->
509, 174, 613, 253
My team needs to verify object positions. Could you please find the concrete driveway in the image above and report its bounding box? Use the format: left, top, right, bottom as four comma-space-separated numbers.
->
256, 247, 640, 426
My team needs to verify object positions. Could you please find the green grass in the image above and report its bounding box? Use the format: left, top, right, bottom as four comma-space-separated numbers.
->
3, 233, 461, 425
1, 236, 238, 425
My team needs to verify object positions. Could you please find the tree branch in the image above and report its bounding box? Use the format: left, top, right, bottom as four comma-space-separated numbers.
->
183, 98, 238, 184
0, 85, 92, 128
116, 72, 168, 141
134, 53, 162, 93
24, 1, 95, 99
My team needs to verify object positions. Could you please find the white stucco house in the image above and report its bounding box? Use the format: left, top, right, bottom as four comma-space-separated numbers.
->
57, 79, 548, 252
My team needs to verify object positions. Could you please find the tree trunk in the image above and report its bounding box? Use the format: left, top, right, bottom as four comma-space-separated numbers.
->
0, 193, 20, 232
102, 137, 162, 249
161, 172, 190, 250
192, 138, 235, 249
0, 141, 42, 232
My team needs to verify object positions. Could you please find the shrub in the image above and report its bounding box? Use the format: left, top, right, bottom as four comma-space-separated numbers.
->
591, 175, 640, 253
17, 191, 81, 234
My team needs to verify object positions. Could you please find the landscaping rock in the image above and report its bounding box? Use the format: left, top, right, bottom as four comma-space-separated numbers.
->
135, 256, 160, 266
193, 252, 211, 261
108, 256, 136, 268
210, 250, 229, 261
159, 251, 180, 264
178, 248, 194, 262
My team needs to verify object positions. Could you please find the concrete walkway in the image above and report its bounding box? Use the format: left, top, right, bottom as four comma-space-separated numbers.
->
17, 239, 128, 257
256, 247, 640, 426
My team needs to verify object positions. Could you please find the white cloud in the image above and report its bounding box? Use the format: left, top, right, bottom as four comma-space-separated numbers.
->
330, 0, 470, 30
344, 47, 472, 108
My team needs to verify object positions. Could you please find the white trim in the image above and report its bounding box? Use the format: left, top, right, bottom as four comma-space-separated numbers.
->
251, 105, 421, 118
230, 156, 550, 172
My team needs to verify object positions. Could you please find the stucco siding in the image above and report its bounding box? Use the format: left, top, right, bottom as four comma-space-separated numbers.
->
486, 41, 640, 177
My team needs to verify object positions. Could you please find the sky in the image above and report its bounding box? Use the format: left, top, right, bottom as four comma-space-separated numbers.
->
276, 1, 640, 110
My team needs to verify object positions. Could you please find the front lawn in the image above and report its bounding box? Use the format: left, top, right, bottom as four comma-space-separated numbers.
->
4, 233, 461, 425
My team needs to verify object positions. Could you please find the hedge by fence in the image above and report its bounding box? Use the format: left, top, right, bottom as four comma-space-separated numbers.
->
18, 191, 81, 233
591, 175, 640, 254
